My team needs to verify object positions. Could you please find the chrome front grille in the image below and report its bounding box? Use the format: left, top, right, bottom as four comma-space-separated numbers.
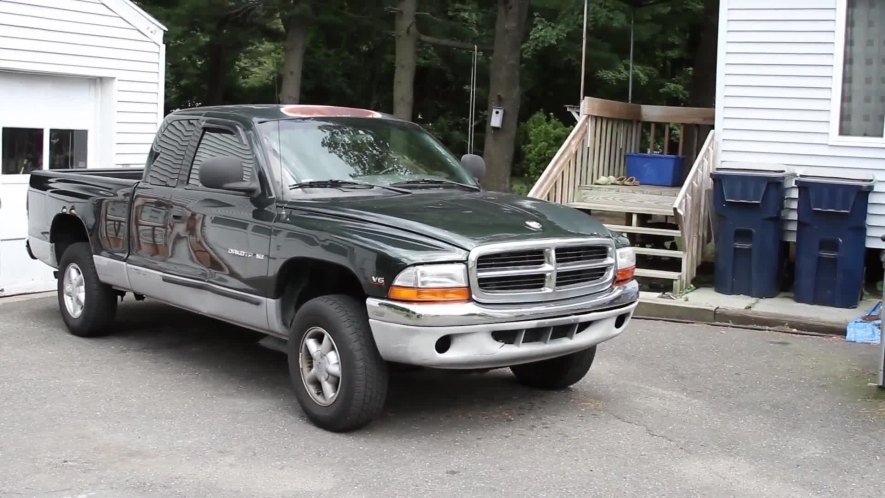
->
476, 249, 545, 270
469, 238, 615, 303
478, 273, 547, 292
556, 246, 609, 264
556, 267, 608, 287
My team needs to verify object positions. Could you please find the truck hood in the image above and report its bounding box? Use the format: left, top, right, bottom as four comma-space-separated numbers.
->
284, 191, 612, 250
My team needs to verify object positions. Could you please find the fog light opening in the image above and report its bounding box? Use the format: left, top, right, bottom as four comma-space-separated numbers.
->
614, 313, 630, 329
435, 335, 452, 354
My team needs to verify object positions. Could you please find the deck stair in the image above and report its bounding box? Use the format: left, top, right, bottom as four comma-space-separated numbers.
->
570, 184, 685, 287
528, 97, 717, 294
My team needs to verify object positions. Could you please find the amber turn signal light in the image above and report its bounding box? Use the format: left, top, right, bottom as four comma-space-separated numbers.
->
387, 286, 471, 302
615, 247, 636, 284
615, 266, 635, 283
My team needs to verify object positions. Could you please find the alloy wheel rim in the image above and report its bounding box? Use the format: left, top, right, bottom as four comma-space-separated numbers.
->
62, 263, 86, 319
299, 327, 342, 406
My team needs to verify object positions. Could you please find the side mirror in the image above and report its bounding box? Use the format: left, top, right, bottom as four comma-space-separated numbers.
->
199, 156, 258, 195
461, 154, 486, 181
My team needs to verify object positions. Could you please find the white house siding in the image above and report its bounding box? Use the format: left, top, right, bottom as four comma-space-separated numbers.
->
0, 0, 164, 167
715, 0, 885, 249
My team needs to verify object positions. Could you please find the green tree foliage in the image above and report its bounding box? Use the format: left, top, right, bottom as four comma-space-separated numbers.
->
136, 0, 713, 189
519, 111, 571, 183
523, 0, 705, 116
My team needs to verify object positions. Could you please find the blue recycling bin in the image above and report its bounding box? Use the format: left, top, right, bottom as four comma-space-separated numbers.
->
793, 176, 873, 308
711, 169, 788, 298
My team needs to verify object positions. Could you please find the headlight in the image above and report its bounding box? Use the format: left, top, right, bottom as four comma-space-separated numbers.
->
387, 263, 470, 302
616, 247, 636, 283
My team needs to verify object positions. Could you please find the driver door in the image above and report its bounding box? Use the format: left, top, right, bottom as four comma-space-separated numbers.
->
170, 121, 274, 298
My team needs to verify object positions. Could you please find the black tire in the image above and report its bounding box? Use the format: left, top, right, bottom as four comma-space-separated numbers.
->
287, 294, 388, 432
56, 242, 118, 337
510, 346, 597, 390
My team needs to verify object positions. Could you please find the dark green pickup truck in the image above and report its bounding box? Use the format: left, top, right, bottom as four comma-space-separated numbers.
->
26, 105, 638, 431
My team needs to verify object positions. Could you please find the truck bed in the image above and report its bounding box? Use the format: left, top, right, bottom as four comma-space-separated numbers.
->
30, 167, 144, 184
27, 168, 143, 268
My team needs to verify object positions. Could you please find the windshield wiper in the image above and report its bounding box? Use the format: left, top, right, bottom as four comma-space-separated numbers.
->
389, 178, 480, 191
289, 179, 410, 194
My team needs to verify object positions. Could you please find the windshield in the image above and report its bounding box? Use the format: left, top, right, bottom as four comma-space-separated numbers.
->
259, 118, 478, 196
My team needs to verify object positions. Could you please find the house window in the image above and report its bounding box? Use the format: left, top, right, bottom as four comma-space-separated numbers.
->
838, 0, 885, 137
48, 129, 88, 169
1, 128, 43, 174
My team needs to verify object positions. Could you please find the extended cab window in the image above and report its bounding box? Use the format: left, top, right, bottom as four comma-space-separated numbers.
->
146, 119, 198, 187
188, 128, 255, 187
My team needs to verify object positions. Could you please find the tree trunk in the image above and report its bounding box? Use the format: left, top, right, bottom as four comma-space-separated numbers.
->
689, 0, 718, 107
205, 16, 230, 105
393, 0, 418, 120
205, 37, 226, 105
280, 14, 309, 104
481, 0, 530, 192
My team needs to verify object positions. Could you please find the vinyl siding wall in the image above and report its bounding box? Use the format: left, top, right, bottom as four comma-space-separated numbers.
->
716, 0, 885, 248
0, 0, 164, 167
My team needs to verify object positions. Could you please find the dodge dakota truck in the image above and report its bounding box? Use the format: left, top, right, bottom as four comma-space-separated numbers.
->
27, 105, 639, 431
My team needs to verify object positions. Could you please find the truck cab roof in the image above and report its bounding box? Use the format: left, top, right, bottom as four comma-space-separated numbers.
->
171, 104, 403, 127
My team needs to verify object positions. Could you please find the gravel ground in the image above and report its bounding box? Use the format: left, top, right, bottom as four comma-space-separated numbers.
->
0, 295, 883, 497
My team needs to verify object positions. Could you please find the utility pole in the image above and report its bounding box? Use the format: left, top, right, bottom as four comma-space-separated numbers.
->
579, 0, 588, 108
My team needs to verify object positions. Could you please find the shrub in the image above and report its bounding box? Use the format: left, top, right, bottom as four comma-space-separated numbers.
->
520, 111, 571, 184
510, 177, 530, 196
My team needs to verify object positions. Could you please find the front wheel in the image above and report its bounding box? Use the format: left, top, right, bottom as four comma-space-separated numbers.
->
57, 242, 118, 337
510, 346, 597, 390
287, 295, 388, 432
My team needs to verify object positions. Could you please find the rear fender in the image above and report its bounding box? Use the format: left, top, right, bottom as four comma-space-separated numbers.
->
49, 213, 91, 266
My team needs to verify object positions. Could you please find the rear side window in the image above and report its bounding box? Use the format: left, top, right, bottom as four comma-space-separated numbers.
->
146, 119, 199, 187
188, 129, 256, 187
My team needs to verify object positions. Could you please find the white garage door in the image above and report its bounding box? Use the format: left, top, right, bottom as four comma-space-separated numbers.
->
0, 72, 98, 296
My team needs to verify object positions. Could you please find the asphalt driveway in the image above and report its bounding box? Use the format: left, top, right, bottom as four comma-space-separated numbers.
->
0, 295, 883, 497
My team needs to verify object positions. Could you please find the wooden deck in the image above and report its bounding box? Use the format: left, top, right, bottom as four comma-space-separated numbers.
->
577, 184, 681, 196
569, 185, 680, 216
529, 97, 717, 295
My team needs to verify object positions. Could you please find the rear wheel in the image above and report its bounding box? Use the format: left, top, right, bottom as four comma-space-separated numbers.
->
510, 346, 597, 390
57, 242, 118, 337
287, 295, 388, 432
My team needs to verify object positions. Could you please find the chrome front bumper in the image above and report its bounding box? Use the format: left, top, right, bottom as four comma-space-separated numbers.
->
366, 281, 639, 369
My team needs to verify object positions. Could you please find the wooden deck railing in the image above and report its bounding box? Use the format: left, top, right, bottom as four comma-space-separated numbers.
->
529, 97, 714, 201
673, 130, 718, 294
